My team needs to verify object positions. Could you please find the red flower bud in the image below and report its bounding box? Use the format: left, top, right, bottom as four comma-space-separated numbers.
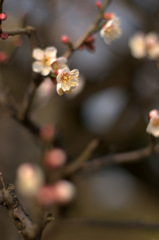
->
0, 32, 8, 40
0, 51, 8, 63
0, 13, 7, 21
96, 1, 102, 9
61, 35, 70, 44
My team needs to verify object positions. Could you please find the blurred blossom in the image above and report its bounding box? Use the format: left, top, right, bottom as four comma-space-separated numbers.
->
32, 47, 57, 76
100, 16, 122, 44
36, 185, 55, 205
44, 148, 67, 168
33, 77, 55, 110
53, 180, 76, 205
56, 67, 79, 95
129, 32, 146, 58
146, 110, 159, 137
36, 181, 76, 205
39, 124, 55, 142
16, 163, 44, 197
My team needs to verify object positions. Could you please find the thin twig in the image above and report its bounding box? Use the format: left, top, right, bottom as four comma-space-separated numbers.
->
84, 143, 159, 170
63, 0, 111, 59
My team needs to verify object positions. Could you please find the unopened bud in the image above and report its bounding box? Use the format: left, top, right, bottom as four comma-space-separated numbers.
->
0, 51, 8, 63
0, 32, 8, 40
16, 163, 44, 197
61, 35, 70, 44
149, 109, 159, 119
44, 148, 67, 168
36, 185, 55, 205
53, 180, 76, 204
96, 1, 102, 9
40, 124, 55, 142
0, 13, 7, 21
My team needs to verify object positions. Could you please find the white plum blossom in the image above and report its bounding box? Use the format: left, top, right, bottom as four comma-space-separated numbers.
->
129, 32, 146, 59
56, 67, 79, 95
146, 109, 159, 137
32, 47, 57, 76
51, 57, 67, 73
100, 17, 121, 44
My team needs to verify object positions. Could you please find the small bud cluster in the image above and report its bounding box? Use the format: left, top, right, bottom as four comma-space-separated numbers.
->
146, 109, 159, 137
0, 13, 8, 40
16, 141, 76, 205
129, 32, 159, 60
32, 46, 79, 95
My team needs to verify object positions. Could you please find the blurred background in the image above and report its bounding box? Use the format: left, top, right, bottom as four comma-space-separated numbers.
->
1, 0, 159, 239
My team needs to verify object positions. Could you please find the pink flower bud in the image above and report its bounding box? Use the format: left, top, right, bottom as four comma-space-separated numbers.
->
39, 124, 55, 142
95, 1, 102, 8
53, 180, 76, 204
61, 35, 70, 44
0, 51, 8, 63
103, 12, 114, 20
149, 109, 159, 119
44, 148, 67, 168
36, 185, 56, 205
0, 32, 8, 40
0, 13, 7, 21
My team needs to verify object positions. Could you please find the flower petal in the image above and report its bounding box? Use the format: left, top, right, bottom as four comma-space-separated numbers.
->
56, 83, 63, 96
41, 66, 52, 76
32, 61, 43, 73
44, 47, 57, 59
32, 48, 44, 60
70, 69, 79, 77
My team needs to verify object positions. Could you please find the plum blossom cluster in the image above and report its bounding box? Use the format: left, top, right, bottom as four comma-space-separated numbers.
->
129, 32, 159, 60
146, 109, 159, 137
32, 47, 79, 95
100, 13, 122, 44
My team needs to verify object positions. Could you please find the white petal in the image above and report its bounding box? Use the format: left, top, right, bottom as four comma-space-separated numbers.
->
70, 69, 79, 77
56, 83, 63, 95
32, 61, 43, 73
41, 66, 51, 76
44, 47, 57, 59
57, 57, 67, 64
32, 48, 44, 60
61, 81, 71, 91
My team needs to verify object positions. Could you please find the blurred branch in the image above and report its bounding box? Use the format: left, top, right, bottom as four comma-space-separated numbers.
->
63, 139, 99, 177
5, 26, 37, 49
62, 218, 159, 230
84, 142, 158, 170
0, 173, 39, 240
63, 0, 111, 59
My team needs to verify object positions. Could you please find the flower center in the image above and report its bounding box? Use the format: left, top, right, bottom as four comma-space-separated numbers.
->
42, 56, 51, 66
61, 72, 71, 84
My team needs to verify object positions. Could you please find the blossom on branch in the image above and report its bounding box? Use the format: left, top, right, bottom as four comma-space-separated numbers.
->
146, 109, 159, 137
32, 47, 57, 76
100, 16, 121, 44
56, 67, 79, 95
51, 57, 67, 73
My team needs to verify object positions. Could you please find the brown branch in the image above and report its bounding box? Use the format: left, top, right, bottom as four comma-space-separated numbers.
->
5, 26, 37, 50
63, 0, 111, 59
0, 173, 39, 240
84, 142, 159, 170
57, 139, 99, 179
